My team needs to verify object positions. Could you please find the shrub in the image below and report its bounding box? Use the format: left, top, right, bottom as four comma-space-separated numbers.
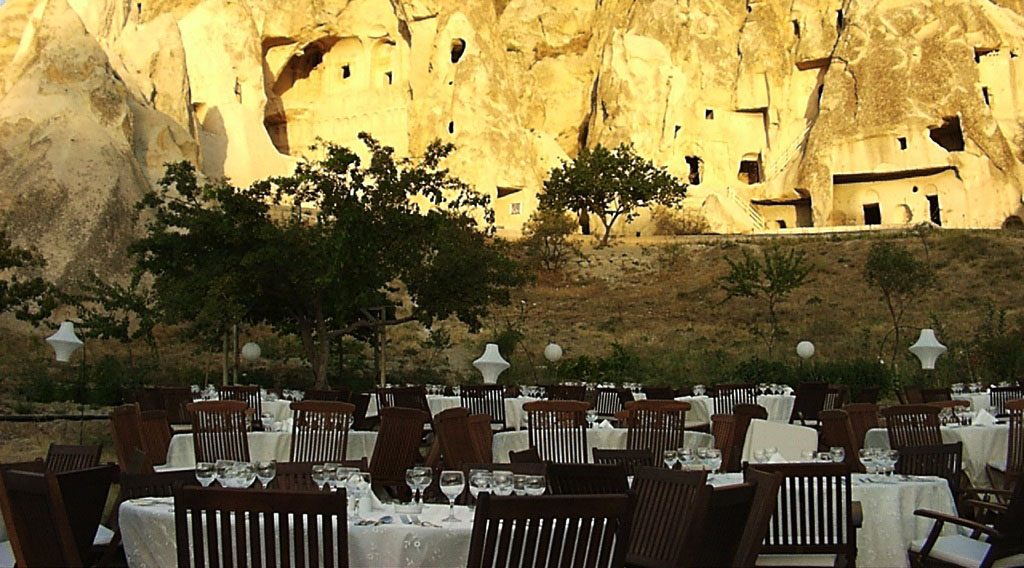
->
651, 206, 710, 236
520, 209, 582, 270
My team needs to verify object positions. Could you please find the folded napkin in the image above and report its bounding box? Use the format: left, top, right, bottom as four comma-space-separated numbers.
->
974, 409, 997, 427
767, 452, 787, 463
597, 420, 615, 430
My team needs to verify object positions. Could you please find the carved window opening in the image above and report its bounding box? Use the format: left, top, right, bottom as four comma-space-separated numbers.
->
927, 195, 942, 225
705, 109, 714, 120
793, 20, 801, 38
510, 203, 522, 216
685, 156, 703, 186
776, 220, 788, 229
737, 155, 762, 185
451, 39, 467, 64
929, 116, 964, 152
898, 137, 908, 150
1003, 215, 1024, 230
863, 203, 881, 225
982, 86, 991, 106
836, 10, 844, 30
342, 64, 351, 79
974, 47, 996, 63
448, 121, 455, 134
384, 71, 393, 85
674, 125, 681, 138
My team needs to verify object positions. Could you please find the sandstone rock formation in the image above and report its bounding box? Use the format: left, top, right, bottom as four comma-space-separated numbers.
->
1, 0, 1024, 278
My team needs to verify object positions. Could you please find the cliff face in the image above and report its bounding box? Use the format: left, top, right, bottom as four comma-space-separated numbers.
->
1, 0, 1024, 276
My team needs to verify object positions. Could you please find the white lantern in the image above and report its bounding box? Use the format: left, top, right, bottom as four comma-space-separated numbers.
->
46, 321, 83, 363
909, 329, 947, 370
796, 341, 815, 360
473, 343, 509, 385
241, 342, 261, 362
543, 342, 563, 363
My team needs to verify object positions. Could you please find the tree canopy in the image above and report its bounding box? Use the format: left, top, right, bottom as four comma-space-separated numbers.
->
864, 241, 936, 369
540, 143, 688, 246
133, 134, 527, 386
0, 229, 57, 325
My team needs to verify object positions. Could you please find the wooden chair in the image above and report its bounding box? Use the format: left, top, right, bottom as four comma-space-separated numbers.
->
594, 387, 631, 419
752, 462, 857, 567
897, 442, 965, 503
676, 385, 694, 397
216, 384, 263, 422
523, 400, 589, 463
304, 387, 352, 402
289, 400, 355, 463
155, 387, 193, 425
546, 463, 628, 495
626, 467, 711, 568
698, 467, 784, 567
731, 404, 768, 469
641, 385, 677, 400
110, 403, 150, 472
987, 399, 1023, 490
712, 414, 740, 472
376, 386, 430, 413
101, 469, 199, 564
351, 392, 376, 430
824, 385, 849, 410
592, 449, 655, 476
624, 400, 689, 460
467, 492, 634, 568
460, 385, 508, 430
467, 413, 494, 463
927, 399, 971, 410
819, 409, 864, 473
174, 485, 348, 567
790, 382, 829, 426
921, 387, 952, 403
186, 400, 251, 463
463, 462, 548, 477
508, 448, 542, 463
272, 460, 368, 492
546, 384, 587, 401
852, 386, 880, 404
712, 383, 757, 415
901, 385, 925, 405
881, 404, 943, 448
990, 386, 1024, 417
140, 409, 172, 467
369, 406, 428, 499
908, 475, 1024, 568
843, 403, 880, 448
432, 408, 485, 471
45, 444, 102, 474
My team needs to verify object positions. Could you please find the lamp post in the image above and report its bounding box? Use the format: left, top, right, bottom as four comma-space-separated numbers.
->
46, 321, 85, 442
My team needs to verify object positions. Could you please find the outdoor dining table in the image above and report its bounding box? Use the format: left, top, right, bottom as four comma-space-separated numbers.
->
161, 431, 378, 468
674, 394, 796, 423
863, 423, 1009, 488
491, 427, 715, 463
952, 392, 991, 412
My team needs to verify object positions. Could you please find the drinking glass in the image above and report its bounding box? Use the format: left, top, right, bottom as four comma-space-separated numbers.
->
345, 472, 371, 522
662, 450, 678, 469
452, 385, 461, 397
801, 450, 816, 463
677, 448, 693, 469
705, 448, 722, 476
585, 410, 598, 429
858, 449, 877, 479
753, 449, 768, 464
693, 384, 706, 396
468, 470, 493, 510
311, 465, 329, 491
411, 466, 432, 503
524, 475, 546, 496
885, 449, 900, 480
333, 467, 359, 491
513, 475, 528, 496
195, 462, 215, 487
829, 447, 846, 464
439, 470, 465, 522
255, 461, 276, 488
492, 471, 514, 496
765, 447, 778, 461
405, 468, 419, 503
239, 463, 257, 488
214, 460, 234, 486
260, 413, 274, 431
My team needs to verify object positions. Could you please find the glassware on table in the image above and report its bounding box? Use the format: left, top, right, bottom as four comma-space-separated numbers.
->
492, 471, 514, 496
817, 452, 833, 462
704, 448, 723, 476
260, 413, 274, 431
753, 449, 768, 464
524, 475, 546, 496
677, 448, 693, 469
884, 449, 900, 480
345, 472, 372, 522
662, 450, 678, 469
858, 448, 878, 479
764, 447, 778, 461
409, 466, 432, 503
195, 462, 216, 487
829, 447, 846, 464
439, 470, 465, 522
693, 384, 706, 396
311, 465, 329, 491
452, 385, 461, 397
322, 463, 339, 489
214, 460, 234, 486
513, 474, 528, 496
332, 467, 358, 491
585, 410, 598, 429
239, 463, 257, 488
255, 461, 276, 488
951, 383, 964, 394
801, 450, 816, 463
468, 470, 493, 510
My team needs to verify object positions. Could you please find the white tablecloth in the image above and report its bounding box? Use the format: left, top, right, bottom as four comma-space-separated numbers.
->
119, 499, 473, 568
492, 427, 714, 463
711, 473, 957, 568
260, 399, 293, 421
675, 394, 795, 423
365, 395, 537, 429
864, 424, 1009, 488
952, 392, 990, 412
164, 431, 378, 468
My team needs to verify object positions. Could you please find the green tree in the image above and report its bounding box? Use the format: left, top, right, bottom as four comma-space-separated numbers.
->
863, 241, 936, 370
65, 271, 160, 366
134, 134, 527, 387
0, 229, 58, 324
520, 209, 582, 271
719, 246, 814, 357
540, 144, 687, 247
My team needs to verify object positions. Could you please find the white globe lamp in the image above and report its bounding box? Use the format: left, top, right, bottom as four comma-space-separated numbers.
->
544, 342, 563, 363
909, 329, 947, 370
473, 343, 510, 385
241, 342, 261, 362
796, 341, 815, 360
46, 321, 83, 363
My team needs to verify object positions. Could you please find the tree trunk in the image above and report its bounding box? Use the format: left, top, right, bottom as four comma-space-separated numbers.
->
221, 331, 229, 385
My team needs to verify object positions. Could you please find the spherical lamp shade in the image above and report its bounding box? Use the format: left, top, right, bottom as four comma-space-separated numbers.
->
909, 329, 947, 370
544, 342, 563, 363
46, 321, 83, 363
241, 342, 261, 362
473, 343, 510, 385
796, 341, 815, 360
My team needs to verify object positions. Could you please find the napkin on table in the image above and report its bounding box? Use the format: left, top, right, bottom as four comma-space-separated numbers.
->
974, 409, 997, 427
597, 420, 615, 430
767, 452, 787, 463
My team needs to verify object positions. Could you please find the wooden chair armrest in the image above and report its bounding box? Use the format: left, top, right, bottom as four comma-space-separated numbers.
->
961, 488, 1012, 498
851, 501, 863, 528
966, 499, 1008, 513
913, 509, 1000, 539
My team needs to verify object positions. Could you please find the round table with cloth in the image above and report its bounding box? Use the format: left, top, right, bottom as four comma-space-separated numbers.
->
863, 424, 1009, 488
365, 395, 538, 429
259, 399, 293, 421
675, 394, 795, 423
162, 431, 378, 468
952, 392, 991, 413
491, 427, 714, 463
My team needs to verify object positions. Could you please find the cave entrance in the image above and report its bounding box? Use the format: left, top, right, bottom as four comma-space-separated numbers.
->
928, 117, 964, 152
927, 195, 942, 225
863, 203, 881, 225
685, 156, 703, 185
451, 39, 467, 63
737, 154, 763, 184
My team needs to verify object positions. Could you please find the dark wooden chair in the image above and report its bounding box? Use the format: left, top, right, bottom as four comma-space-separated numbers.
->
174, 485, 348, 567
376, 386, 430, 413
271, 460, 368, 492
731, 404, 768, 470
101, 469, 199, 564
156, 387, 193, 426
712, 414, 740, 472
909, 474, 1024, 568
594, 387, 631, 419
901, 385, 925, 405
140, 409, 172, 467
45, 444, 102, 474
824, 385, 849, 410
927, 399, 971, 411
592, 449, 655, 476
546, 384, 587, 401
843, 403, 880, 449
289, 400, 355, 463
304, 387, 352, 402
430, 407, 484, 471
851, 386, 881, 404
882, 404, 943, 448
712, 383, 758, 415
110, 403, 150, 472
896, 442, 965, 503
676, 385, 694, 397
467, 492, 634, 568
186, 400, 251, 463
626, 467, 711, 568
467, 413, 494, 463
546, 463, 628, 495
987, 399, 1023, 490
990, 386, 1024, 417
698, 467, 784, 567
623, 400, 689, 459
508, 447, 542, 463
369, 406, 428, 499
641, 386, 677, 400
523, 400, 589, 463
819, 409, 865, 473
790, 382, 829, 426
216, 384, 263, 423
463, 462, 548, 477
351, 392, 376, 430
460, 385, 508, 430
752, 462, 856, 567
921, 387, 952, 403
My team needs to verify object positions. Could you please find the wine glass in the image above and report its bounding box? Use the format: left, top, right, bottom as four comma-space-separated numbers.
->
678, 448, 693, 469
830, 447, 846, 464
405, 468, 419, 503
260, 413, 274, 431
801, 450, 816, 463
585, 410, 598, 429
858, 449, 877, 479
195, 462, 215, 487
411, 466, 432, 503
765, 447, 778, 461
239, 463, 257, 488
524, 475, 546, 496
885, 449, 900, 480
662, 450, 678, 469
468, 470, 493, 510
214, 460, 234, 486
753, 449, 768, 464
311, 465, 329, 491
345, 472, 371, 522
492, 471, 514, 496
255, 461, 276, 488
333, 467, 359, 492
513, 474, 528, 496
704, 448, 722, 476
439, 470, 465, 522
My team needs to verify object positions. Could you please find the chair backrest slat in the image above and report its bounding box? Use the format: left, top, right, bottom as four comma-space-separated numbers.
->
626, 467, 711, 567
289, 400, 355, 463
187, 400, 251, 463
1007, 399, 1024, 476
712, 384, 758, 415
592, 449, 655, 476
460, 385, 508, 429
881, 404, 942, 448
547, 463, 628, 495
990, 387, 1024, 417
369, 407, 428, 497
624, 400, 689, 460
110, 403, 149, 472
524, 400, 589, 464
45, 443, 102, 474
217, 385, 263, 421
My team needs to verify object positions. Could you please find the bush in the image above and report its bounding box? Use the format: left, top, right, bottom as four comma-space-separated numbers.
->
651, 206, 710, 236
520, 209, 582, 270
